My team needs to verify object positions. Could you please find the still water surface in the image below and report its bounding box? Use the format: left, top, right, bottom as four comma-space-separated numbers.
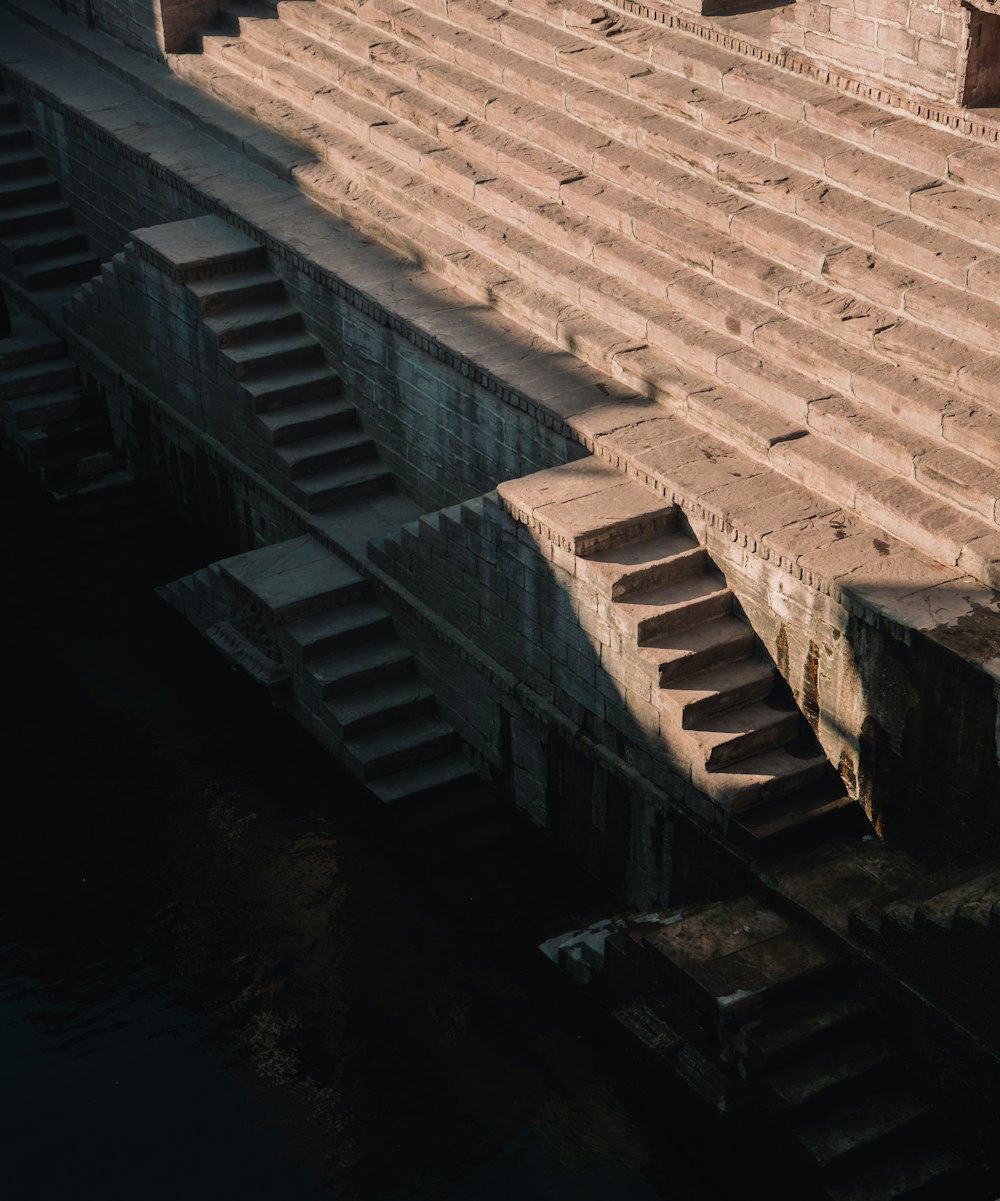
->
0, 468, 738, 1201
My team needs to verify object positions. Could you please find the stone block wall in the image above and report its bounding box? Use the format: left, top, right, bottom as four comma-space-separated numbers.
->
58, 0, 219, 57
773, 0, 974, 106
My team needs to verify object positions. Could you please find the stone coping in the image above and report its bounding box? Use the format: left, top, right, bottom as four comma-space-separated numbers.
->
603, 0, 1000, 142
3, 5, 1000, 681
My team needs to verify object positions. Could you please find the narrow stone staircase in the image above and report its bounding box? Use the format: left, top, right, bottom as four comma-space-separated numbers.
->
157, 534, 487, 823
0, 87, 99, 292
164, 0, 1000, 585
550, 895, 964, 1199
488, 456, 869, 852
0, 310, 129, 501
188, 258, 395, 513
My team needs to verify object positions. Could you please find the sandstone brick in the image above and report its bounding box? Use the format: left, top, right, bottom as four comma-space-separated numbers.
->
805, 94, 898, 147
873, 214, 984, 288
824, 146, 935, 209
806, 395, 927, 478
915, 447, 1000, 522
716, 348, 831, 422
823, 245, 921, 310
729, 206, 847, 275
910, 184, 1000, 252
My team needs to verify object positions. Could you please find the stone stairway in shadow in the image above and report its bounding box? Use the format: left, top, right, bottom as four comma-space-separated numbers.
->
552, 893, 966, 1201
156, 533, 501, 857
163, 0, 1000, 586
0, 85, 99, 292
69, 215, 396, 518
0, 310, 134, 514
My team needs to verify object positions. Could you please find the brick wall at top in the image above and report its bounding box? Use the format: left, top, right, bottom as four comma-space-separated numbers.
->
773, 1, 968, 105
58, 0, 218, 57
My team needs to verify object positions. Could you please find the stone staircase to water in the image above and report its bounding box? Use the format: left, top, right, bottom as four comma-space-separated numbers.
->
0, 87, 99, 292
167, 0, 1000, 586
550, 890, 965, 1199
157, 534, 489, 826
0, 311, 130, 501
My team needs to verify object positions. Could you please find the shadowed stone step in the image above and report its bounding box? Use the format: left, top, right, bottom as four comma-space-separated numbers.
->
824, 1143, 960, 1201
703, 746, 830, 812
256, 395, 356, 444
1, 387, 82, 431
0, 358, 79, 397
310, 637, 414, 698
220, 535, 367, 620
367, 749, 479, 804
0, 198, 74, 237
767, 1035, 893, 1110
793, 1088, 929, 1172
289, 460, 394, 511
275, 427, 376, 477
915, 872, 1000, 936
204, 299, 304, 345
188, 267, 285, 313
0, 146, 45, 179
729, 786, 867, 860
284, 599, 393, 660
222, 330, 325, 378
0, 121, 31, 150
326, 674, 435, 736
241, 362, 339, 410
342, 712, 455, 780
5, 225, 86, 265
742, 984, 871, 1072
0, 325, 65, 370
19, 248, 99, 289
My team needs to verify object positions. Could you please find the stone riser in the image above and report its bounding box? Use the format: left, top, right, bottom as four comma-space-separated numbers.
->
183, 14, 998, 540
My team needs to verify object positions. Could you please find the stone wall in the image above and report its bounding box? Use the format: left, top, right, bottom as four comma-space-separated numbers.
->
773, 0, 974, 106
57, 0, 219, 57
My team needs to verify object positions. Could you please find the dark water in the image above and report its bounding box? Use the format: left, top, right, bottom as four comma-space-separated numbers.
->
0, 463, 739, 1201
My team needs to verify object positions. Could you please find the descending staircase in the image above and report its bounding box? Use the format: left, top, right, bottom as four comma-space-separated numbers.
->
165, 0, 1000, 584
0, 312, 130, 503
0, 87, 99, 291
555, 893, 964, 1200
188, 260, 395, 513
157, 534, 488, 827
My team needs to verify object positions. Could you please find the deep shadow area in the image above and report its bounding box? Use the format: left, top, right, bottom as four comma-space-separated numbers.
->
0, 458, 762, 1200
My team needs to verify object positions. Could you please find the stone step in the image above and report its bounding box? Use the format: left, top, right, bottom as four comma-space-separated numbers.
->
274, 426, 377, 478
309, 636, 414, 698
0, 126, 31, 155
35, 443, 116, 484
668, 657, 777, 727
221, 330, 326, 379
0, 197, 74, 237
14, 414, 107, 458
689, 699, 802, 772
793, 1088, 930, 1173
577, 530, 707, 599
703, 745, 831, 813
0, 145, 46, 180
0, 357, 79, 398
729, 786, 869, 861
824, 1142, 961, 1201
4, 223, 87, 265
637, 614, 757, 685
0, 96, 17, 123
0, 386, 82, 431
766, 1035, 893, 1112
0, 173, 62, 209
326, 673, 436, 736
288, 459, 395, 512
187, 266, 285, 313
740, 982, 871, 1072
255, 395, 356, 445
367, 748, 479, 804
616, 572, 732, 642
204, 298, 304, 345
0, 323, 66, 370
219, 534, 369, 620
915, 872, 1000, 936
284, 599, 393, 660
241, 362, 339, 410
18, 249, 100, 290
342, 712, 455, 780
